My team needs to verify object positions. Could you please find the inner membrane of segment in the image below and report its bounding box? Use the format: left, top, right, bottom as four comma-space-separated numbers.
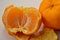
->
7, 8, 38, 32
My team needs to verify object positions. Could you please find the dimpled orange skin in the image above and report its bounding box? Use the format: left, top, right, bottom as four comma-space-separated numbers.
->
39, 0, 60, 30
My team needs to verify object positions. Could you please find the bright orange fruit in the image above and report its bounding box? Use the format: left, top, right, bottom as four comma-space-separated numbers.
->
20, 7, 42, 35
2, 5, 42, 35
39, 0, 60, 30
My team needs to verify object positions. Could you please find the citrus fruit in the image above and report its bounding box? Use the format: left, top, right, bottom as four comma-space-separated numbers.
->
2, 5, 42, 35
39, 0, 60, 30
20, 7, 42, 35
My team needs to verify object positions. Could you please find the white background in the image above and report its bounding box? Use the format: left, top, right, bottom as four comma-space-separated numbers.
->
0, 0, 60, 40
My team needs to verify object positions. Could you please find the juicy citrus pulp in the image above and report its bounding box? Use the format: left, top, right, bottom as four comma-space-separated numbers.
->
2, 5, 42, 35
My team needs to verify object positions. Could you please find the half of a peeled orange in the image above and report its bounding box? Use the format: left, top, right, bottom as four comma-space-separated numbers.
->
2, 5, 42, 35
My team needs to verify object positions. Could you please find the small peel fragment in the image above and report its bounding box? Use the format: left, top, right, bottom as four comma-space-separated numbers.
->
30, 28, 58, 40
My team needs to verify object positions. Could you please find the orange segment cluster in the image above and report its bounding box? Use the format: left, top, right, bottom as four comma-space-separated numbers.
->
2, 5, 42, 40
7, 7, 23, 28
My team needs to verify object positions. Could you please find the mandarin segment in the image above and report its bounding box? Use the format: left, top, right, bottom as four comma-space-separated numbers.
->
20, 7, 42, 35
2, 5, 14, 31
7, 7, 23, 28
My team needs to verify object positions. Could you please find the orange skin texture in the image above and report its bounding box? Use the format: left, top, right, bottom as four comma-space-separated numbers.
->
39, 0, 60, 30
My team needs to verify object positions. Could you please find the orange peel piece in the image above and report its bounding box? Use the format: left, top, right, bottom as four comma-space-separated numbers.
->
30, 28, 58, 40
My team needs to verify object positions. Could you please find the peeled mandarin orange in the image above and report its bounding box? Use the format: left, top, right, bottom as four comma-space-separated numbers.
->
2, 5, 42, 35
7, 7, 24, 28
39, 0, 60, 30
2, 5, 30, 40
